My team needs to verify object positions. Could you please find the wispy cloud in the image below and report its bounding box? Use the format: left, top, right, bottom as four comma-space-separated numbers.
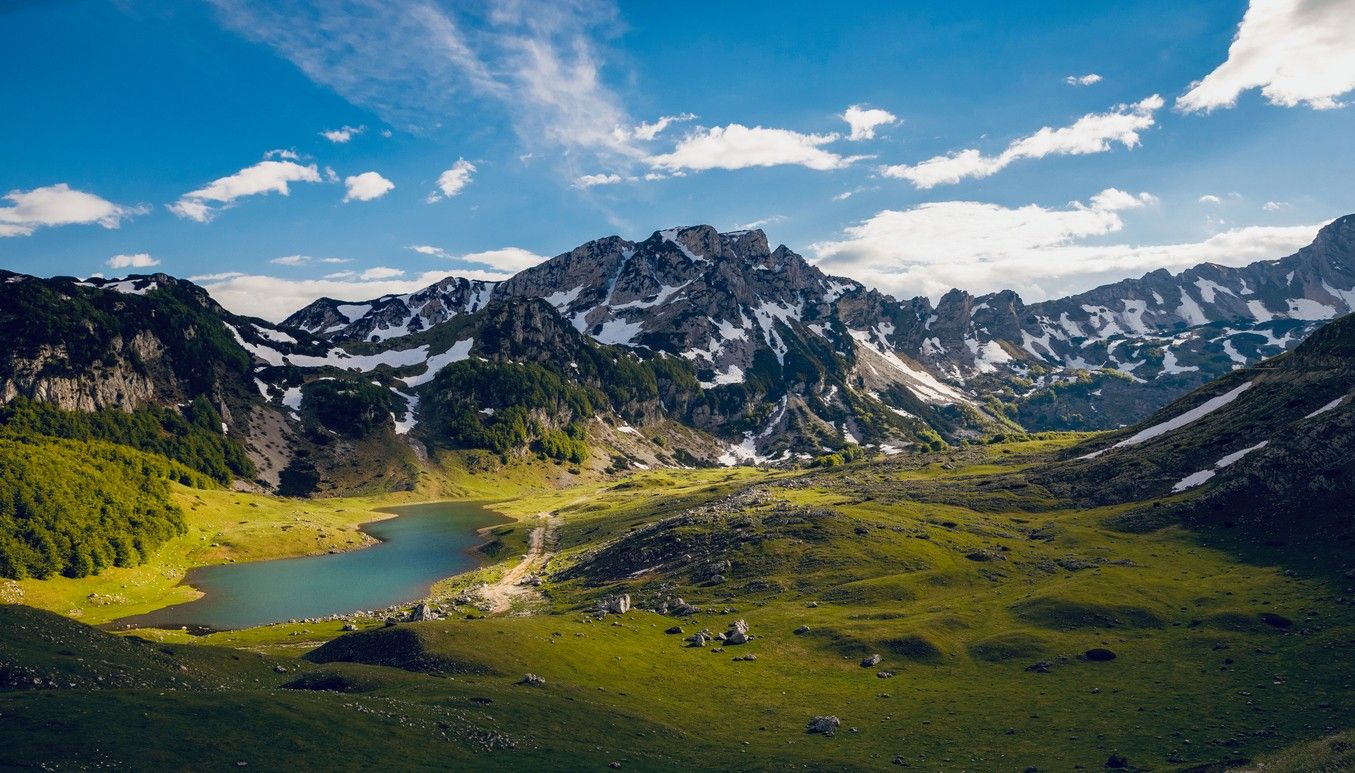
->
270, 255, 352, 266
881, 95, 1162, 188
0, 183, 147, 237
169, 158, 323, 222
197, 270, 459, 321
1178, 0, 1355, 112
208, 0, 640, 176
1064, 73, 1103, 87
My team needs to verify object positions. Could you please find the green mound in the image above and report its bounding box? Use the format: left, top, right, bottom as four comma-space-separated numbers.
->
881, 633, 945, 663
821, 574, 920, 605
281, 663, 418, 693
304, 624, 495, 674
967, 631, 1050, 662
1010, 595, 1166, 630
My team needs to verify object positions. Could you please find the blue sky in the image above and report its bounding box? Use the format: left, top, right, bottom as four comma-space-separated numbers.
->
1, 0, 1352, 319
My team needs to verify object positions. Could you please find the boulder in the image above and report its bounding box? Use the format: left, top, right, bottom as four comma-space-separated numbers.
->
518, 673, 546, 687
407, 603, 435, 622
725, 619, 752, 645
807, 716, 841, 736
597, 594, 632, 615
861, 654, 882, 668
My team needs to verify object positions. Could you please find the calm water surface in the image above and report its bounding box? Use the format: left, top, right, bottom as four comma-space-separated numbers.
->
114, 501, 506, 631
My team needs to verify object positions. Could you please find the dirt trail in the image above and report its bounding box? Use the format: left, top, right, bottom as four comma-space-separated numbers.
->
479, 513, 558, 615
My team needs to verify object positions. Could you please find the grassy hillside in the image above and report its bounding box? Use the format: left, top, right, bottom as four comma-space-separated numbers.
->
3, 440, 1351, 770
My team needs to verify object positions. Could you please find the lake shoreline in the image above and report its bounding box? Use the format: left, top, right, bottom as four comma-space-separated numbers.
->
106, 500, 510, 633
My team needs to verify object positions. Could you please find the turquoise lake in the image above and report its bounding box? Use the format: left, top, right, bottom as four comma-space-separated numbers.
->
113, 501, 506, 631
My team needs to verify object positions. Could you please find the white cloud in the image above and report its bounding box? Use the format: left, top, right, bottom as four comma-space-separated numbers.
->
321, 124, 365, 143
0, 183, 146, 237
427, 158, 476, 202
1263, 200, 1290, 211
1199, 194, 1223, 204
648, 125, 864, 172
880, 95, 1163, 188
265, 148, 301, 160
812, 191, 1321, 301
841, 105, 898, 140
833, 191, 853, 201
169, 159, 323, 222
1064, 73, 1103, 87
106, 253, 160, 269
342, 171, 395, 202
270, 255, 351, 266
575, 172, 623, 187
1178, 0, 1355, 112
410, 244, 545, 272
614, 113, 695, 142
197, 270, 458, 321
732, 215, 786, 231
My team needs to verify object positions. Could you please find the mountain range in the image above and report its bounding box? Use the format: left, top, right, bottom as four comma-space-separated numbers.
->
2, 215, 1353, 494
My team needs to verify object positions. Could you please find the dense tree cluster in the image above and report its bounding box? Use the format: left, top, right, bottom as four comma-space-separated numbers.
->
301, 379, 399, 437
0, 436, 204, 579
0, 396, 253, 483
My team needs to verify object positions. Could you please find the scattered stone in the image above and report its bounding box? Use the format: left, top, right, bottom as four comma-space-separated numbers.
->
794, 625, 810, 635
665, 626, 683, 635
272, 665, 287, 674
861, 654, 882, 668
1105, 753, 1129, 769
807, 716, 840, 736
384, 617, 398, 627
1084, 648, 1117, 662
892, 755, 907, 766
598, 594, 632, 615
733, 654, 758, 662
877, 671, 895, 679
1025, 661, 1053, 673
806, 601, 819, 608
608, 763, 621, 769
725, 619, 752, 645
341, 623, 358, 632
685, 631, 711, 647
518, 673, 546, 687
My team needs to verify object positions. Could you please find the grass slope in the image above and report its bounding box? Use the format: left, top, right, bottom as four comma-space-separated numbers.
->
3, 438, 1352, 770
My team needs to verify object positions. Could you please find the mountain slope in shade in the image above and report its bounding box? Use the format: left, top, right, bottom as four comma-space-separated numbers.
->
1040, 310, 1355, 535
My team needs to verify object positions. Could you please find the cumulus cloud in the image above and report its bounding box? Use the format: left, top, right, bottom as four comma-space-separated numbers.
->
880, 95, 1163, 188
342, 171, 395, 202
731, 215, 786, 231
1178, 0, 1355, 112
410, 244, 545, 272
1199, 194, 1223, 204
427, 159, 476, 202
1064, 73, 1103, 86
169, 159, 323, 222
811, 191, 1321, 300
842, 105, 898, 140
320, 124, 365, 143
648, 125, 864, 172
1263, 200, 1290, 211
0, 183, 147, 237
106, 253, 160, 269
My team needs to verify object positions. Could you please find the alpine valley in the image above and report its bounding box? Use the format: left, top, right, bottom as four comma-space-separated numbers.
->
4, 216, 1355, 770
